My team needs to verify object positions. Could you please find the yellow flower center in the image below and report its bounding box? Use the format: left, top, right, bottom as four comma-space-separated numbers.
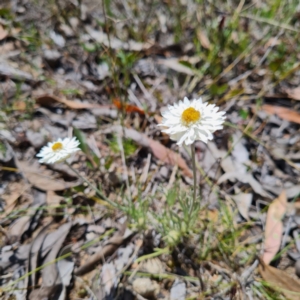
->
181, 107, 201, 126
51, 142, 63, 151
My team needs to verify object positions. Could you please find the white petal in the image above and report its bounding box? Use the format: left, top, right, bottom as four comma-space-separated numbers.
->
36, 137, 81, 164
157, 97, 225, 145
183, 97, 190, 106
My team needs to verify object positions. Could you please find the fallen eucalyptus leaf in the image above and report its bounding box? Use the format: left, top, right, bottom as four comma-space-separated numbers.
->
259, 258, 300, 300
36, 94, 105, 110
262, 104, 300, 124
232, 193, 252, 221
15, 159, 81, 192
263, 190, 287, 265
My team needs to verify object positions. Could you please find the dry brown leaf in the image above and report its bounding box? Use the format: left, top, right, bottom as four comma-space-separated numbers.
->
46, 191, 64, 204
36, 94, 108, 110
263, 190, 287, 265
15, 160, 81, 191
29, 222, 74, 300
13, 100, 38, 111
262, 104, 300, 124
1, 182, 31, 216
199, 209, 219, 223
75, 227, 129, 276
153, 114, 163, 124
232, 193, 252, 221
11, 27, 21, 36
148, 138, 192, 178
0, 41, 14, 52
2, 191, 24, 214
285, 87, 300, 101
259, 258, 300, 300
197, 29, 211, 49
12, 100, 27, 110
0, 25, 8, 41
9, 215, 31, 238
264, 37, 281, 49
0, 63, 33, 81
101, 263, 117, 296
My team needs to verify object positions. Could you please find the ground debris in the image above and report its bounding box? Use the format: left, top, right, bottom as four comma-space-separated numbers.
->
1, 0, 300, 299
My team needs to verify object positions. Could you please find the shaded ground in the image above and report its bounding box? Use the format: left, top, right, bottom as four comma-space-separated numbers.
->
2, 0, 300, 299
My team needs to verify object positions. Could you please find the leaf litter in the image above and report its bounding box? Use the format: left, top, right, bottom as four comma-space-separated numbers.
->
2, 0, 300, 299
262, 190, 287, 265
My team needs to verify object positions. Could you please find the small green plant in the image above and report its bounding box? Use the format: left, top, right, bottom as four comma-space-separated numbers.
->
19, 24, 42, 51
239, 108, 249, 120
81, 42, 99, 53
61, 88, 82, 96
197, 201, 257, 268
154, 187, 200, 247
0, 8, 13, 20
253, 281, 284, 300
107, 134, 137, 157
122, 195, 149, 231
115, 50, 139, 87
73, 128, 100, 168
0, 141, 6, 155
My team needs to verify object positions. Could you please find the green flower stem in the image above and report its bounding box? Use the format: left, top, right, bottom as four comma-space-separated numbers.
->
135, 247, 170, 263
66, 162, 117, 208
190, 143, 197, 213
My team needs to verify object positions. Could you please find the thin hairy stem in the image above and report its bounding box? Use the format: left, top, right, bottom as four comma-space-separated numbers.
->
190, 143, 197, 213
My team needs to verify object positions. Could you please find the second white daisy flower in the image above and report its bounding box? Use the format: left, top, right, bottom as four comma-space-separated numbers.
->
36, 137, 81, 164
158, 97, 226, 146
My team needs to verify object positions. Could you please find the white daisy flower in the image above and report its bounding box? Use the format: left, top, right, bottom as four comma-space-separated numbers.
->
36, 137, 81, 164
158, 97, 226, 146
